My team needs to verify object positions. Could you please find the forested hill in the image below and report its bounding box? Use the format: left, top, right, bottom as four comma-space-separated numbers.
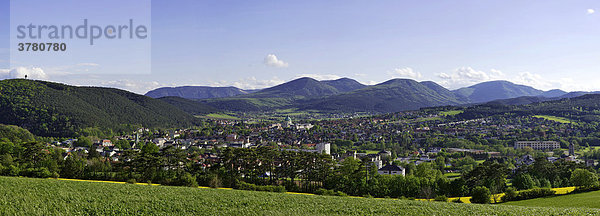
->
459, 94, 600, 123
0, 79, 199, 137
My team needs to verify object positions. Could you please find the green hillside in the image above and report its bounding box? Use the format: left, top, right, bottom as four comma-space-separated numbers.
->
301, 79, 464, 113
503, 190, 600, 209
157, 96, 219, 115
249, 77, 341, 98
145, 86, 249, 99
460, 94, 600, 123
0, 79, 198, 137
453, 81, 544, 103
0, 176, 598, 216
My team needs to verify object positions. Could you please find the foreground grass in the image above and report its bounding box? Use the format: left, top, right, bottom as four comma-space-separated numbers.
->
504, 190, 600, 209
1, 177, 599, 215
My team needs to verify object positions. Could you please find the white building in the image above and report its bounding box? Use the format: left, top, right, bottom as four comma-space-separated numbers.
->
514, 141, 560, 150
378, 164, 405, 176
316, 143, 330, 155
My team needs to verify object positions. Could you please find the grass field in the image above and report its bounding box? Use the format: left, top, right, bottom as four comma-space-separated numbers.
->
1, 177, 599, 215
203, 113, 240, 120
532, 115, 576, 124
439, 110, 464, 116
504, 190, 600, 209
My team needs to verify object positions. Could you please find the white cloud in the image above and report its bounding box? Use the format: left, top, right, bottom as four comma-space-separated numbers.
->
295, 74, 342, 80
509, 71, 569, 91
98, 80, 163, 94
264, 54, 289, 68
211, 76, 285, 90
588, 9, 595, 14
0, 69, 9, 78
389, 67, 422, 79
76, 63, 100, 67
0, 67, 49, 80
437, 67, 505, 88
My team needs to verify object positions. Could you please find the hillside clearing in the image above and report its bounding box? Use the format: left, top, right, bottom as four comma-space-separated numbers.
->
532, 115, 576, 124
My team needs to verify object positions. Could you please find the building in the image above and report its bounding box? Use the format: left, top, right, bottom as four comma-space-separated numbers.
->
378, 150, 392, 158
514, 141, 560, 150
569, 143, 575, 156
101, 140, 113, 147
316, 143, 330, 155
377, 164, 405, 176
294, 123, 314, 130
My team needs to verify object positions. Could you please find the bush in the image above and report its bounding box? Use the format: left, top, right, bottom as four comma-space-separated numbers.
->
434, 195, 448, 202
470, 186, 491, 204
571, 184, 600, 194
335, 191, 348, 197
208, 175, 221, 188
315, 188, 336, 196
502, 188, 556, 202
514, 188, 555, 201
315, 188, 347, 196
175, 172, 198, 187
51, 172, 60, 179
502, 187, 517, 202
126, 179, 137, 184
237, 182, 286, 193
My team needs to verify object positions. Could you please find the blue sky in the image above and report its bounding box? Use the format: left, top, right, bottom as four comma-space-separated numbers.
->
1, 0, 600, 93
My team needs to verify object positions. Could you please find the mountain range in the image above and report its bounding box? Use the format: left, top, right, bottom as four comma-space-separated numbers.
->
1, 77, 598, 137
146, 77, 592, 113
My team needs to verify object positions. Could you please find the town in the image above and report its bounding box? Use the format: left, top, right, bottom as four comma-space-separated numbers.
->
8, 106, 592, 202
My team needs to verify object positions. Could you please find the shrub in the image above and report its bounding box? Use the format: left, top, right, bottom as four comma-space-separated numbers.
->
315, 188, 347, 196
470, 186, 491, 204
335, 191, 348, 197
452, 198, 464, 203
51, 172, 60, 179
571, 184, 600, 193
209, 175, 221, 188
502, 187, 517, 202
175, 172, 198, 187
237, 182, 286, 193
503, 188, 556, 202
126, 179, 137, 184
434, 195, 448, 202
315, 188, 336, 196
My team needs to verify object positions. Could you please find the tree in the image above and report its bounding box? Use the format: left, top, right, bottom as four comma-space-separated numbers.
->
73, 137, 92, 148
512, 173, 535, 190
61, 154, 85, 178
114, 139, 131, 149
570, 168, 598, 189
470, 186, 491, 204
142, 142, 159, 154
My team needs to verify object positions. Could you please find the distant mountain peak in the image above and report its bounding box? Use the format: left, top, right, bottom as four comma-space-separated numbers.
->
453, 80, 544, 103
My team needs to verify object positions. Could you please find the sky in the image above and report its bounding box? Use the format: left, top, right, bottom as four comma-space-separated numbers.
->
1, 0, 600, 94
